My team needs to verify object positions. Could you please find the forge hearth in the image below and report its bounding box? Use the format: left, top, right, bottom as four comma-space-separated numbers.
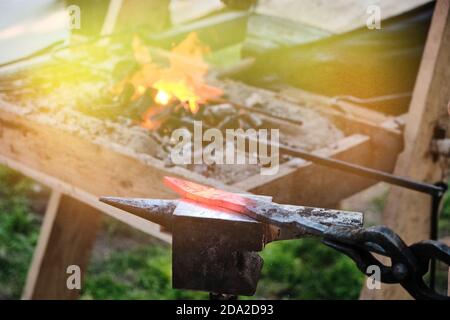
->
0, 36, 344, 185
0, 35, 402, 218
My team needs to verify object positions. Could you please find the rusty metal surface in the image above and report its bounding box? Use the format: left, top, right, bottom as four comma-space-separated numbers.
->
281, 204, 362, 227
100, 197, 176, 230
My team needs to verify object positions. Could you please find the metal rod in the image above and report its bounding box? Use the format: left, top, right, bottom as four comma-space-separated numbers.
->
231, 103, 304, 126
277, 142, 446, 197
209, 98, 305, 127
176, 116, 443, 198
175, 121, 445, 197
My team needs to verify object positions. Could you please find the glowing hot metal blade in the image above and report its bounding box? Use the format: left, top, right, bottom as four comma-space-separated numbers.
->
164, 176, 330, 236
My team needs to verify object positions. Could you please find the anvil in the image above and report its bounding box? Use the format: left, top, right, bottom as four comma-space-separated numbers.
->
100, 177, 363, 296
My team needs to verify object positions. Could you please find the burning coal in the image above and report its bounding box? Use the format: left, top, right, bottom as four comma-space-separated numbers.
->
110, 32, 279, 176
113, 32, 223, 129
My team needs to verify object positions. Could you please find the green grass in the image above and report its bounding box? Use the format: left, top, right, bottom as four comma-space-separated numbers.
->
0, 167, 41, 299
82, 245, 207, 300
256, 238, 363, 299
81, 236, 363, 300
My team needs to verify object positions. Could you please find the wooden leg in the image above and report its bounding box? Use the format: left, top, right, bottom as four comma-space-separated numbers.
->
22, 190, 102, 300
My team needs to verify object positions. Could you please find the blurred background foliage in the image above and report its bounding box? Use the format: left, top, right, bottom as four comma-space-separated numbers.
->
0, 166, 41, 299
0, 165, 449, 300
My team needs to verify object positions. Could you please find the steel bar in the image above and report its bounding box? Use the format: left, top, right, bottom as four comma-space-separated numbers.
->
244, 135, 445, 197
281, 144, 444, 196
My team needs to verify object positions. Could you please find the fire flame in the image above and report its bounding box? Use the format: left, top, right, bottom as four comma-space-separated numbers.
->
154, 89, 171, 105
114, 33, 223, 128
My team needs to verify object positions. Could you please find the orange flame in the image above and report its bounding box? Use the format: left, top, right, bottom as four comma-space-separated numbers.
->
115, 33, 223, 128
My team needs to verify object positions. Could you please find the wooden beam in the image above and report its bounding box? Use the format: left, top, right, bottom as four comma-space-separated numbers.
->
0, 86, 399, 211
0, 154, 172, 243
0, 106, 229, 199
22, 191, 102, 300
361, 0, 450, 300
0, 99, 400, 218
278, 86, 404, 155
100, 0, 123, 36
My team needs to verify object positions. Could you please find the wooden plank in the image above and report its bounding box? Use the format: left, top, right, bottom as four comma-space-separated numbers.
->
22, 191, 102, 300
233, 134, 395, 208
0, 100, 398, 218
279, 86, 404, 155
0, 154, 172, 243
280, 86, 393, 124
0, 72, 399, 236
0, 73, 366, 208
100, 0, 123, 36
0, 106, 231, 199
212, 78, 403, 159
361, 0, 450, 300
